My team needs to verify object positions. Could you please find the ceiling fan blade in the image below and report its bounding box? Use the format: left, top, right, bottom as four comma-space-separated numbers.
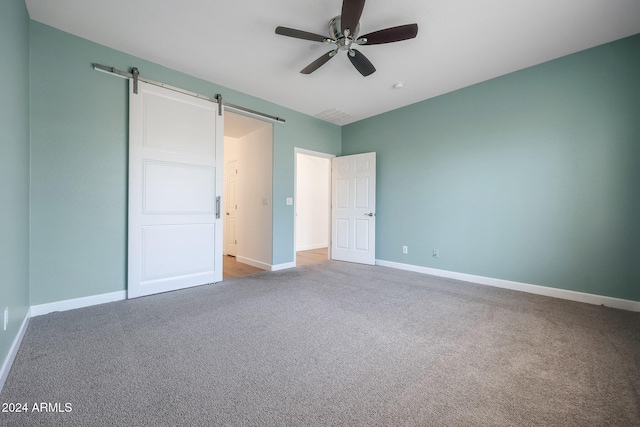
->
300, 51, 336, 74
348, 49, 376, 76
276, 26, 327, 43
360, 23, 419, 45
341, 0, 366, 34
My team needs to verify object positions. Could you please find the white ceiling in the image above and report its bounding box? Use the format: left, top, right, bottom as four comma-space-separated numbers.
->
26, 0, 640, 126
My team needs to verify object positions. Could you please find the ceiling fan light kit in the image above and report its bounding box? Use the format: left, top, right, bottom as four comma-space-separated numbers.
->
275, 0, 418, 76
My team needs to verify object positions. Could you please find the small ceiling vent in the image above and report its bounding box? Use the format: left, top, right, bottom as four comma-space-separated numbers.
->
316, 108, 353, 124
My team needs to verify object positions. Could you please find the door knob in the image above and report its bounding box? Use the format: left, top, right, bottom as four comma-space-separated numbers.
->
364, 212, 374, 217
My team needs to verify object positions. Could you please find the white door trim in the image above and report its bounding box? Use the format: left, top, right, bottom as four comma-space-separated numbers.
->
224, 158, 239, 257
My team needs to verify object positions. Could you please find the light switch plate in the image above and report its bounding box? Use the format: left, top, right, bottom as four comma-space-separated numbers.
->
286, 197, 293, 206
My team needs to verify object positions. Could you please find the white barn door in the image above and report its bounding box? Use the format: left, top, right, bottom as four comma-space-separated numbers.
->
128, 81, 223, 299
331, 152, 376, 265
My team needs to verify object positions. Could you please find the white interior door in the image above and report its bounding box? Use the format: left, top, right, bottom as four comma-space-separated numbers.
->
331, 152, 376, 265
128, 81, 223, 299
224, 159, 238, 256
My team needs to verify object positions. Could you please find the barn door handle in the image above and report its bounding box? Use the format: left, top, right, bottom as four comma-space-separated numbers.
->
216, 197, 221, 219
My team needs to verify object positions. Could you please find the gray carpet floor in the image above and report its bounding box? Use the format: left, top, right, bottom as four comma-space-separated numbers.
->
1, 261, 639, 426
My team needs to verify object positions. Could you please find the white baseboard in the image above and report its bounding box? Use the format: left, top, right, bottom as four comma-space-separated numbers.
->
0, 308, 30, 393
235, 256, 298, 272
227, 254, 298, 273
376, 260, 640, 312
236, 256, 273, 272
296, 244, 329, 252
271, 261, 296, 271
30, 291, 127, 317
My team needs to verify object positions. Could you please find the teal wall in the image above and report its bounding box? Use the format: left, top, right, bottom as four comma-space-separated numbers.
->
0, 0, 31, 368
343, 34, 640, 301
29, 22, 341, 305
8, 10, 640, 327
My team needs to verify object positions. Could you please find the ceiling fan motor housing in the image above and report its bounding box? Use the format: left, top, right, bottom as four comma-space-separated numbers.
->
329, 16, 361, 50
275, 0, 418, 76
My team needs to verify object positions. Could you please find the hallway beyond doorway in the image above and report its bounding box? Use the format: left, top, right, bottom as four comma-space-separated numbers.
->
296, 247, 328, 267
223, 248, 329, 279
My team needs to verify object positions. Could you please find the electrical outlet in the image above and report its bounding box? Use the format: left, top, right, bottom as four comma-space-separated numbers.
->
402, 246, 408, 254
3, 307, 8, 331
432, 249, 439, 258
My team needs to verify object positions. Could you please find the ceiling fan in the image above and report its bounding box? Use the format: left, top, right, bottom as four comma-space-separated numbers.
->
275, 0, 418, 76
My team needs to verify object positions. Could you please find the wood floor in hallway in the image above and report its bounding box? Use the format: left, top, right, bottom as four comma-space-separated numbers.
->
296, 247, 329, 267
223, 247, 329, 279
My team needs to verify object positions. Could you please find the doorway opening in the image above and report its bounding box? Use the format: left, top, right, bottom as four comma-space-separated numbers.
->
294, 149, 334, 267
223, 111, 273, 279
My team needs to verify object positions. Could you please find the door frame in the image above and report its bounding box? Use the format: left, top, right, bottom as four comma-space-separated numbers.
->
293, 148, 335, 266
223, 157, 239, 257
